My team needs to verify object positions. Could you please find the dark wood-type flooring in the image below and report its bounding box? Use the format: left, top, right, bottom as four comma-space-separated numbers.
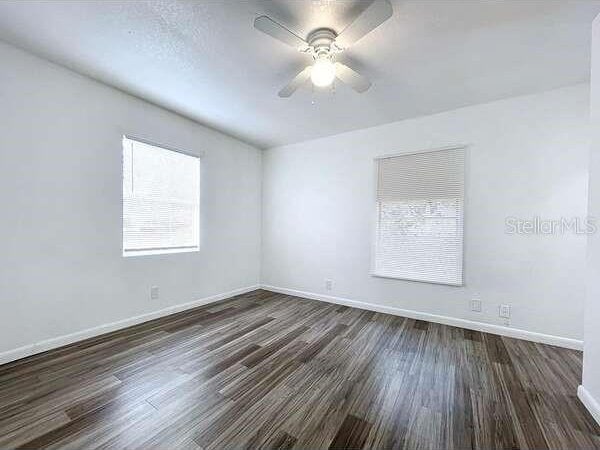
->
1, 289, 599, 449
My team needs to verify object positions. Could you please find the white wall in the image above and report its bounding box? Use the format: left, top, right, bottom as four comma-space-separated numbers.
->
580, 14, 600, 425
262, 84, 590, 343
0, 41, 262, 358
0, 36, 591, 363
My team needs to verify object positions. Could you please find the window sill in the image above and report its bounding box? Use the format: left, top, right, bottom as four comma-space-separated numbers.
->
123, 247, 199, 257
370, 272, 463, 287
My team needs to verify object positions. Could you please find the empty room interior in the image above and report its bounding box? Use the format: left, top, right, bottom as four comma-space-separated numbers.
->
4, 0, 600, 449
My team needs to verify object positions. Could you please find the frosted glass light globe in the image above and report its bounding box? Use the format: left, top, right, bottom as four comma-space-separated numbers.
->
311, 58, 336, 87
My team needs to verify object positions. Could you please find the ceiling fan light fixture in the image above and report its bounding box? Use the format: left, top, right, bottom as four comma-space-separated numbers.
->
310, 57, 336, 87
254, 0, 393, 97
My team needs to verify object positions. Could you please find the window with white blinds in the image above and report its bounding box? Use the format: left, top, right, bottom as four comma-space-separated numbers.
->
122, 137, 200, 256
373, 147, 464, 285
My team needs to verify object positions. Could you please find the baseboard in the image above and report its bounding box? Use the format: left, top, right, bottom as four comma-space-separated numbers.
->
261, 284, 583, 351
0, 284, 260, 366
578, 385, 600, 425
0, 283, 582, 366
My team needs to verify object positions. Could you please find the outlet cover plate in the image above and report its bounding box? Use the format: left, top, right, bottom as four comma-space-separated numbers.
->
470, 299, 482, 312
499, 304, 511, 319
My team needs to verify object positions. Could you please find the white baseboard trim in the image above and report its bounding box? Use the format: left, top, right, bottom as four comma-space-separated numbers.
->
0, 284, 260, 366
261, 285, 583, 351
0, 283, 582, 366
578, 385, 600, 426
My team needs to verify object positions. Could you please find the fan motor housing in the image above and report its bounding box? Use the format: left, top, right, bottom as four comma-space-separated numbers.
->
307, 28, 337, 57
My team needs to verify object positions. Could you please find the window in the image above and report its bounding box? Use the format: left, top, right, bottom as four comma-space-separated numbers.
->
373, 147, 464, 285
122, 137, 200, 256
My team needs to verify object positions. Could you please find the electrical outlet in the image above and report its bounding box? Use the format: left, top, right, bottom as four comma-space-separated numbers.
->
470, 299, 482, 312
150, 286, 159, 300
325, 279, 333, 291
499, 304, 511, 319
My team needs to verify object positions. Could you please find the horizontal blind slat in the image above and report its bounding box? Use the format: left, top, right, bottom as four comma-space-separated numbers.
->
377, 149, 464, 201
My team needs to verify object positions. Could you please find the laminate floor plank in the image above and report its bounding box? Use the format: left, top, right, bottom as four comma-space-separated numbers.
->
1, 289, 598, 449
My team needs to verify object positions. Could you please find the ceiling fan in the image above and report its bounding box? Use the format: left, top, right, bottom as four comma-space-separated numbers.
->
254, 0, 393, 98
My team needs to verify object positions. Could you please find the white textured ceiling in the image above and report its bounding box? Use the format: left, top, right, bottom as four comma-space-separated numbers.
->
0, 0, 598, 149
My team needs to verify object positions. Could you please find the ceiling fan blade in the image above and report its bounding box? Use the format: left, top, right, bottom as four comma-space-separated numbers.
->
278, 66, 312, 98
335, 62, 372, 93
254, 16, 308, 50
335, 0, 393, 48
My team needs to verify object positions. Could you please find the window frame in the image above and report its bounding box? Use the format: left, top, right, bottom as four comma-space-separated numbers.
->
121, 135, 201, 258
370, 145, 466, 286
